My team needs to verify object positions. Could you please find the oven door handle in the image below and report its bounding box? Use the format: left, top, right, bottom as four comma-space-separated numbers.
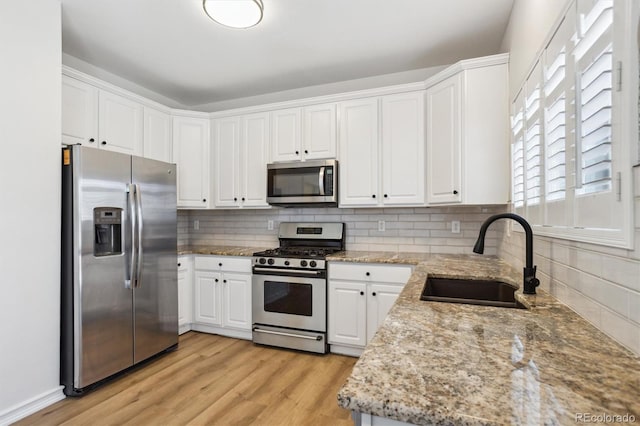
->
253, 327, 323, 341
253, 267, 324, 276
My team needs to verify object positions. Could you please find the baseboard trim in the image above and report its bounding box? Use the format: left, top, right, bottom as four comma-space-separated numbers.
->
0, 386, 65, 425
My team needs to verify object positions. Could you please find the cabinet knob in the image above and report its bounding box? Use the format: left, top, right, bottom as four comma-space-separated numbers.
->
372, 292, 377, 296
218, 262, 222, 267
223, 279, 227, 283
372, 194, 376, 198
241, 197, 245, 201
177, 263, 181, 267
383, 194, 388, 198
88, 138, 95, 143
359, 291, 364, 296
295, 151, 299, 155
202, 198, 207, 203
234, 197, 237, 201
453, 190, 459, 195
101, 141, 107, 145
365, 272, 370, 277
304, 150, 308, 154
215, 278, 219, 282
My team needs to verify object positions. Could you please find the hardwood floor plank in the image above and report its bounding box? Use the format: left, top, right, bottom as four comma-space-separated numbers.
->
16, 332, 357, 426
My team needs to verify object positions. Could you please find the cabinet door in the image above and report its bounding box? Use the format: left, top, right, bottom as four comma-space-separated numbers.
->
194, 271, 222, 326
381, 91, 425, 205
61, 76, 98, 147
328, 280, 367, 347
213, 117, 241, 208
173, 116, 210, 208
303, 103, 336, 160
426, 76, 462, 204
271, 108, 302, 162
98, 90, 143, 155
222, 273, 252, 330
366, 283, 402, 343
338, 98, 380, 207
241, 112, 270, 207
177, 258, 192, 332
143, 107, 172, 163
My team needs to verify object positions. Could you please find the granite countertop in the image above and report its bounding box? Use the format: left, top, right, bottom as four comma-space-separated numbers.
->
332, 252, 640, 425
177, 245, 267, 257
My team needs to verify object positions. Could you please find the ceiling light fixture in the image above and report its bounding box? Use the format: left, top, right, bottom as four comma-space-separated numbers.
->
202, 0, 264, 29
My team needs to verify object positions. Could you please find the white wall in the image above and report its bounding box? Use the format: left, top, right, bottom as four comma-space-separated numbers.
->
498, 0, 640, 355
500, 0, 570, 99
0, 0, 64, 422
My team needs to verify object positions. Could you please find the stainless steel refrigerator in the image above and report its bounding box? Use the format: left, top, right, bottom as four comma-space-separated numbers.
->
61, 145, 178, 396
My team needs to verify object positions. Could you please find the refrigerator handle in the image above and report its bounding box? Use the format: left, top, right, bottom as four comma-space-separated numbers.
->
134, 183, 144, 288
126, 183, 137, 289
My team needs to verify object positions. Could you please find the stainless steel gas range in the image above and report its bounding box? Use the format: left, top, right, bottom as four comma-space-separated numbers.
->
251, 222, 345, 354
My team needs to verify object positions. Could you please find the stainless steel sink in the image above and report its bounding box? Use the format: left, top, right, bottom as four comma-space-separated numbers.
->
420, 277, 526, 309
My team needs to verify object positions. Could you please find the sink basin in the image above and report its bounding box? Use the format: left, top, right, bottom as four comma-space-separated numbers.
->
420, 277, 526, 309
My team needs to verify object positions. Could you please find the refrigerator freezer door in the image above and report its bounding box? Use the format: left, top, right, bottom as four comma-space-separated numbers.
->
131, 156, 178, 363
74, 147, 134, 388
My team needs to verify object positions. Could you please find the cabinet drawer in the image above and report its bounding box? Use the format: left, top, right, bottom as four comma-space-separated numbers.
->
195, 256, 251, 273
329, 262, 412, 284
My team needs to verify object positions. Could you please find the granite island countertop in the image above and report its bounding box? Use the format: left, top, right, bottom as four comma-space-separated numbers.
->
330, 252, 640, 425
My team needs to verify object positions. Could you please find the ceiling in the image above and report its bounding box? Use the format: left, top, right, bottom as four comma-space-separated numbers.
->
61, 0, 514, 110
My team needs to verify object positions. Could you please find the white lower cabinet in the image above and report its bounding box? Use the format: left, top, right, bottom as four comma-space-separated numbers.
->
328, 262, 412, 355
192, 256, 252, 339
177, 256, 193, 335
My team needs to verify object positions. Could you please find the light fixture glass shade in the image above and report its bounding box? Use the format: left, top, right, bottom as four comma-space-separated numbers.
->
203, 0, 264, 29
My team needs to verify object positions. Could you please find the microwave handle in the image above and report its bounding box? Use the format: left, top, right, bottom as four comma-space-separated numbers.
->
319, 166, 325, 196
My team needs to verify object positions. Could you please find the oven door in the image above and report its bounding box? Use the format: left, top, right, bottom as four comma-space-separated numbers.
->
252, 271, 326, 332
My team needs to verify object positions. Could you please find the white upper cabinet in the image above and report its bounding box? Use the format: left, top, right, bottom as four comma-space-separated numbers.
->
426, 75, 462, 204
62, 75, 98, 146
271, 104, 337, 162
303, 103, 337, 160
338, 98, 380, 206
381, 92, 425, 205
212, 117, 241, 208
271, 108, 302, 162
241, 112, 270, 207
143, 107, 172, 163
212, 112, 270, 208
339, 92, 425, 207
98, 90, 143, 155
173, 115, 210, 208
62, 75, 143, 156
426, 60, 509, 205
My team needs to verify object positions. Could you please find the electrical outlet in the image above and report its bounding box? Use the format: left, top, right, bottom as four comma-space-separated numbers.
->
451, 220, 460, 234
267, 220, 274, 231
193, 220, 199, 231
378, 220, 386, 232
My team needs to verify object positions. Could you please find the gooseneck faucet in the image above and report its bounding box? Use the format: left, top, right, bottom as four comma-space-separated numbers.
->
473, 213, 540, 294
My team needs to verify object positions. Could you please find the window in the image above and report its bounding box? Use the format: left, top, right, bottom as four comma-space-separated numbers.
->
510, 0, 635, 248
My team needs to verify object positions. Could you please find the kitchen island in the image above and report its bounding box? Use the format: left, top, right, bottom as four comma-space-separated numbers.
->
331, 252, 640, 425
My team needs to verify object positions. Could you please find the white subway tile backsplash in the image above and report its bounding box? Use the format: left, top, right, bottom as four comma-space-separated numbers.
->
499, 214, 640, 356
181, 206, 507, 255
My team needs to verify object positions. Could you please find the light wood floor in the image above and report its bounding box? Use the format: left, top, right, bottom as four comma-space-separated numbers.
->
17, 332, 358, 426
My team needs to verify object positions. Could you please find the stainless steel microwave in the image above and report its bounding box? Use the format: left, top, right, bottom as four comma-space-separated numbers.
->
266, 159, 338, 207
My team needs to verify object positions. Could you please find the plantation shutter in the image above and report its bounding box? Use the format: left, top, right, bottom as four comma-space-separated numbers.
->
511, 91, 526, 214
524, 62, 543, 224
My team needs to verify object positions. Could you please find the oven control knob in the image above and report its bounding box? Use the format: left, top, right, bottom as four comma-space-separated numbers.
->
284, 260, 290, 266
259, 258, 266, 265
300, 260, 308, 267
267, 258, 275, 265
309, 260, 317, 268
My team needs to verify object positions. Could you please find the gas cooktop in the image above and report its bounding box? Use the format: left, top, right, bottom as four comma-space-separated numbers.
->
252, 247, 342, 259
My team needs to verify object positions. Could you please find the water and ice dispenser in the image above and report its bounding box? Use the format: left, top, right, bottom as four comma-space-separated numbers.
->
93, 207, 122, 256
